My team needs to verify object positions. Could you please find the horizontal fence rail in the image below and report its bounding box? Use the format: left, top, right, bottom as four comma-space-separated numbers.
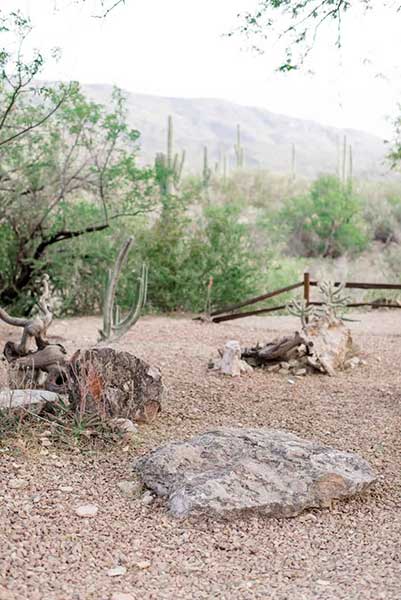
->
310, 281, 401, 290
200, 272, 401, 324
212, 305, 287, 323
210, 282, 303, 317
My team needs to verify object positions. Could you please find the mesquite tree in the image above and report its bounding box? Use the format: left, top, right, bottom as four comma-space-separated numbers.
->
0, 12, 157, 308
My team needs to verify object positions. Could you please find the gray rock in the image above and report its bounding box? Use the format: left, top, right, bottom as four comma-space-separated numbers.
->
134, 428, 376, 519
8, 478, 29, 490
117, 480, 142, 498
0, 389, 59, 414
112, 418, 139, 434
141, 490, 155, 506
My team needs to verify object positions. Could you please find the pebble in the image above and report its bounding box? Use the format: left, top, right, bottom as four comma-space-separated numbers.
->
75, 504, 98, 518
59, 486, 73, 493
117, 480, 142, 499
8, 478, 29, 490
112, 418, 138, 434
107, 566, 127, 577
111, 593, 136, 600
135, 560, 151, 570
141, 491, 154, 506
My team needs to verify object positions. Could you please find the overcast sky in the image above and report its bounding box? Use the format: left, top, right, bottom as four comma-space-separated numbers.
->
3, 0, 401, 138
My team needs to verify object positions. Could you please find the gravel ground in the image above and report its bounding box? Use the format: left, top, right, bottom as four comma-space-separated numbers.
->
0, 313, 400, 600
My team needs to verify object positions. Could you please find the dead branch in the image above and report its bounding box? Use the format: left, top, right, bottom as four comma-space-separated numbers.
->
0, 274, 53, 355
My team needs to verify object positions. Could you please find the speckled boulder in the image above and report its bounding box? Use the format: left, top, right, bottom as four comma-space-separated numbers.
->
134, 428, 376, 518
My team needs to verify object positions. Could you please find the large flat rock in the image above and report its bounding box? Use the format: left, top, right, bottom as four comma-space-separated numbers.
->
134, 428, 376, 518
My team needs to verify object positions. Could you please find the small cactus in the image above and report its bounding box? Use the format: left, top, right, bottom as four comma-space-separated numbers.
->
287, 298, 315, 329
316, 280, 351, 319
234, 124, 244, 169
99, 237, 148, 342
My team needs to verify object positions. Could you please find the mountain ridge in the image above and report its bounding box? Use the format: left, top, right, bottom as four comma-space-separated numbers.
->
82, 83, 392, 179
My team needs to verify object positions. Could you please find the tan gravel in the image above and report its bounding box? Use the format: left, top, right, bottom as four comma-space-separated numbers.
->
0, 313, 400, 600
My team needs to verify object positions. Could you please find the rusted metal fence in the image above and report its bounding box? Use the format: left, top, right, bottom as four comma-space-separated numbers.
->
207, 272, 401, 324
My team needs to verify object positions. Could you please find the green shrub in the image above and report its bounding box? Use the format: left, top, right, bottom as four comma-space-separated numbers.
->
279, 175, 368, 258
135, 204, 262, 313
363, 194, 401, 244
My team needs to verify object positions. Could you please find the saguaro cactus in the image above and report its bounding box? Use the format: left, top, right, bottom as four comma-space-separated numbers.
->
348, 144, 353, 190
291, 143, 296, 181
99, 237, 148, 342
202, 146, 212, 201
234, 124, 244, 168
155, 115, 185, 197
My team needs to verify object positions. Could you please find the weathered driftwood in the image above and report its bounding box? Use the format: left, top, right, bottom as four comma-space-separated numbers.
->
242, 332, 307, 367
0, 275, 163, 424
241, 316, 354, 376
99, 237, 148, 343
0, 274, 52, 355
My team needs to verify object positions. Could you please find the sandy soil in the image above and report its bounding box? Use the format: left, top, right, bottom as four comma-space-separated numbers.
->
0, 312, 400, 600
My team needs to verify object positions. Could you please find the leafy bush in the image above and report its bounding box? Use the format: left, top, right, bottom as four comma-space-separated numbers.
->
363, 194, 401, 244
279, 175, 368, 258
135, 204, 262, 313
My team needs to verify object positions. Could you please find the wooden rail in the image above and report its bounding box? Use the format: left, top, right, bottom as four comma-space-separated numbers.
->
210, 282, 303, 317
202, 272, 401, 324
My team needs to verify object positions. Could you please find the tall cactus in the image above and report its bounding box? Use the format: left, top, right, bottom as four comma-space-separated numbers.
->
348, 143, 353, 191
223, 153, 228, 183
341, 134, 347, 185
234, 124, 244, 168
155, 115, 185, 198
291, 143, 296, 181
202, 146, 212, 202
99, 237, 148, 342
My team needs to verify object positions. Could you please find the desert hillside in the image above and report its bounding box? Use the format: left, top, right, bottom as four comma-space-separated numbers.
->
84, 83, 390, 178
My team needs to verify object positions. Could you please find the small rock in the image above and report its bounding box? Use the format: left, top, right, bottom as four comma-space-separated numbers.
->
39, 430, 53, 437
40, 438, 52, 447
117, 480, 142, 498
280, 362, 290, 369
141, 491, 154, 506
8, 478, 28, 490
294, 368, 307, 376
344, 357, 361, 370
239, 360, 253, 374
135, 560, 151, 570
266, 364, 280, 373
112, 418, 138, 434
287, 378, 295, 385
107, 566, 127, 577
111, 594, 136, 600
32, 495, 41, 504
75, 504, 98, 518
59, 486, 73, 493
279, 368, 289, 375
